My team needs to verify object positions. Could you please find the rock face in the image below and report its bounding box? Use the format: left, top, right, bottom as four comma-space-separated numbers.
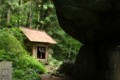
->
53, 0, 120, 80
53, 0, 120, 44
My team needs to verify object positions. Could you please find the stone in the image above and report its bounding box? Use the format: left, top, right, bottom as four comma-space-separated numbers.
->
53, 0, 120, 44
0, 61, 12, 80
53, 0, 120, 80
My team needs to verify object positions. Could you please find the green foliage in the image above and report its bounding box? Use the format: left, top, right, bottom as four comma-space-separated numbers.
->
50, 26, 81, 61
0, 29, 25, 54
0, 0, 56, 29
48, 54, 63, 69
0, 0, 81, 75
0, 28, 46, 80
9, 27, 25, 42
13, 69, 41, 80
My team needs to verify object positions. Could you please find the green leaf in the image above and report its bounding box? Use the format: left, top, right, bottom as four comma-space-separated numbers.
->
43, 4, 48, 10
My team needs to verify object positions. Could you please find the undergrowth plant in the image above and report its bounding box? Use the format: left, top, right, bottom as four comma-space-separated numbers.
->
0, 28, 46, 80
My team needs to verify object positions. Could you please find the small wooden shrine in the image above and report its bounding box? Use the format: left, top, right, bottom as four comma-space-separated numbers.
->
20, 27, 57, 63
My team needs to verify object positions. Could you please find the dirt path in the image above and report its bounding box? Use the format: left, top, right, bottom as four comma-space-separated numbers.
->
40, 74, 73, 80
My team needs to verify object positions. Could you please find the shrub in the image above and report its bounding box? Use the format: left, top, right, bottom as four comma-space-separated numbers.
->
0, 28, 46, 80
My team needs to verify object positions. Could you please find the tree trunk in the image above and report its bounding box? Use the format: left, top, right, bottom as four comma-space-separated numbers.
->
29, 0, 32, 28
73, 41, 120, 80
17, 0, 22, 27
7, 8, 11, 25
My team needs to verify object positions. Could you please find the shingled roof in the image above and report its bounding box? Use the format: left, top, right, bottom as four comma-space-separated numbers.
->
20, 27, 57, 44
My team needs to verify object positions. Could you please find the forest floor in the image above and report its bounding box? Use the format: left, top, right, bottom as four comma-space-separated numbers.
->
40, 65, 73, 80
40, 74, 72, 80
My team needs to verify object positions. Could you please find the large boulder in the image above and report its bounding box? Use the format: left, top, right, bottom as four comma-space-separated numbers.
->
53, 0, 120, 80
53, 0, 120, 44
